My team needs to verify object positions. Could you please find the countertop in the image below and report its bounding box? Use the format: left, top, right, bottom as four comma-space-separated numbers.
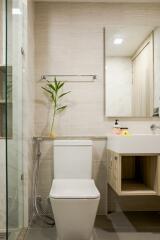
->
33, 136, 107, 141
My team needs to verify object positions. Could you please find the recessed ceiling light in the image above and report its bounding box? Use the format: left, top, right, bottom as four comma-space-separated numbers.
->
12, 8, 22, 15
114, 38, 124, 45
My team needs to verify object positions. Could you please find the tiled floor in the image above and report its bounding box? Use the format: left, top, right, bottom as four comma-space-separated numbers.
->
25, 212, 160, 240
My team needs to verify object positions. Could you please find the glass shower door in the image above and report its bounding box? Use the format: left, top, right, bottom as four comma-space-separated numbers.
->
6, 0, 24, 238
0, 0, 7, 238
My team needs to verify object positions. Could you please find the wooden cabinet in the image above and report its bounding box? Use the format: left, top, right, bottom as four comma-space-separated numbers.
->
107, 150, 160, 196
107, 150, 120, 193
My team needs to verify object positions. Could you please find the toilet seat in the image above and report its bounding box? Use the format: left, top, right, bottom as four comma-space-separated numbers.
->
50, 179, 100, 199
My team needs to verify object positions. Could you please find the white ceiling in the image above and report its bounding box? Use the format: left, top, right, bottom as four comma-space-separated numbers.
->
34, 0, 160, 2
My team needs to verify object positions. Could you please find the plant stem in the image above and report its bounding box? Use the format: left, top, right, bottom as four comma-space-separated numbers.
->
50, 92, 57, 134
51, 107, 56, 134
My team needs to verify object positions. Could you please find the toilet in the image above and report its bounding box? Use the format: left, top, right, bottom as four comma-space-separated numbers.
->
49, 140, 100, 240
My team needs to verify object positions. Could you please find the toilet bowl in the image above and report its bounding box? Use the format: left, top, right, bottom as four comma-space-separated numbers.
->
49, 140, 100, 240
50, 179, 100, 240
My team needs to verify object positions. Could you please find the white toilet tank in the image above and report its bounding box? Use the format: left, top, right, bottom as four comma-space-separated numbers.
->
53, 140, 92, 179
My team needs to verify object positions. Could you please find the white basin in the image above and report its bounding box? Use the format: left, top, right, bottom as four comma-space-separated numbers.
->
107, 134, 160, 154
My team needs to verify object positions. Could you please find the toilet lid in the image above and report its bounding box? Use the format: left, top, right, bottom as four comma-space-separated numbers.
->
49, 179, 100, 199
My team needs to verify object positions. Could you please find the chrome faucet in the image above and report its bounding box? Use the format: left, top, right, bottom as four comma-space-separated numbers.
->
150, 124, 160, 131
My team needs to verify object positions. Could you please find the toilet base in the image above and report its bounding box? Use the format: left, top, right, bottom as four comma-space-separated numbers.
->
90, 231, 96, 240
56, 230, 96, 240
51, 197, 99, 240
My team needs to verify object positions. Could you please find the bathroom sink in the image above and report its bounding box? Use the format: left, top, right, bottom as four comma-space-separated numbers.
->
107, 134, 160, 154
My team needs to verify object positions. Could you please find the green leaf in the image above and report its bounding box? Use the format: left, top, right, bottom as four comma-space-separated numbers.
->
58, 91, 71, 98
56, 105, 67, 111
58, 81, 65, 89
41, 87, 53, 95
57, 80, 61, 88
47, 83, 56, 92
54, 77, 59, 89
51, 78, 60, 93
51, 93, 56, 103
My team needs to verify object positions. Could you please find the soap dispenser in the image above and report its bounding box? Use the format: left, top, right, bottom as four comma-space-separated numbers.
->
112, 119, 121, 135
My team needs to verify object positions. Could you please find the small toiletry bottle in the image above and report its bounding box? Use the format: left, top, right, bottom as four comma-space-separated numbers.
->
112, 119, 121, 135
120, 127, 129, 136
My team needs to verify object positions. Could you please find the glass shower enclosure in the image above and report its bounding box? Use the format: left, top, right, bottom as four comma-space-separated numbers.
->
0, 0, 24, 239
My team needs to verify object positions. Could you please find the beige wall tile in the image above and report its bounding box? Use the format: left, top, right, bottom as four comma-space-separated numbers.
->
34, 2, 160, 215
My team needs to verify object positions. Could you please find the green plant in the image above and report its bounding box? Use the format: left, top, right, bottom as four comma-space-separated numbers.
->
42, 77, 70, 135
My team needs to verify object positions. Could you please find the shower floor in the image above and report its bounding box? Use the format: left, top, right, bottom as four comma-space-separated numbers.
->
25, 212, 160, 240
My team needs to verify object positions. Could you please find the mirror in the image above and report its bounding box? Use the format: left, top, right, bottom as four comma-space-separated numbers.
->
105, 26, 160, 118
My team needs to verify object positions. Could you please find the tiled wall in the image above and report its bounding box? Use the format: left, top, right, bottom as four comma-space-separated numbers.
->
35, 2, 160, 137
34, 2, 160, 214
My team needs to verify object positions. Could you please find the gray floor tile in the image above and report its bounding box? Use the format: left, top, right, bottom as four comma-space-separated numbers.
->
25, 228, 56, 240
118, 233, 159, 240
25, 212, 160, 240
95, 228, 120, 240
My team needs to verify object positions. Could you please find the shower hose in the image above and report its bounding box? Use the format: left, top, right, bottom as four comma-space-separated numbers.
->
32, 138, 55, 225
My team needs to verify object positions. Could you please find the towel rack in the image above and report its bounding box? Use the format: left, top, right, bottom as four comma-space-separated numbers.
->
40, 74, 97, 82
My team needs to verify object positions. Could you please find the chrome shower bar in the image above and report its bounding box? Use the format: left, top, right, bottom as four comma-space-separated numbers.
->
40, 74, 97, 82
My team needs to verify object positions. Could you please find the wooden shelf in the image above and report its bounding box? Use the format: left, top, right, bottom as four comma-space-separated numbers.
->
107, 150, 159, 196
121, 155, 157, 194
121, 180, 157, 195
122, 179, 153, 191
